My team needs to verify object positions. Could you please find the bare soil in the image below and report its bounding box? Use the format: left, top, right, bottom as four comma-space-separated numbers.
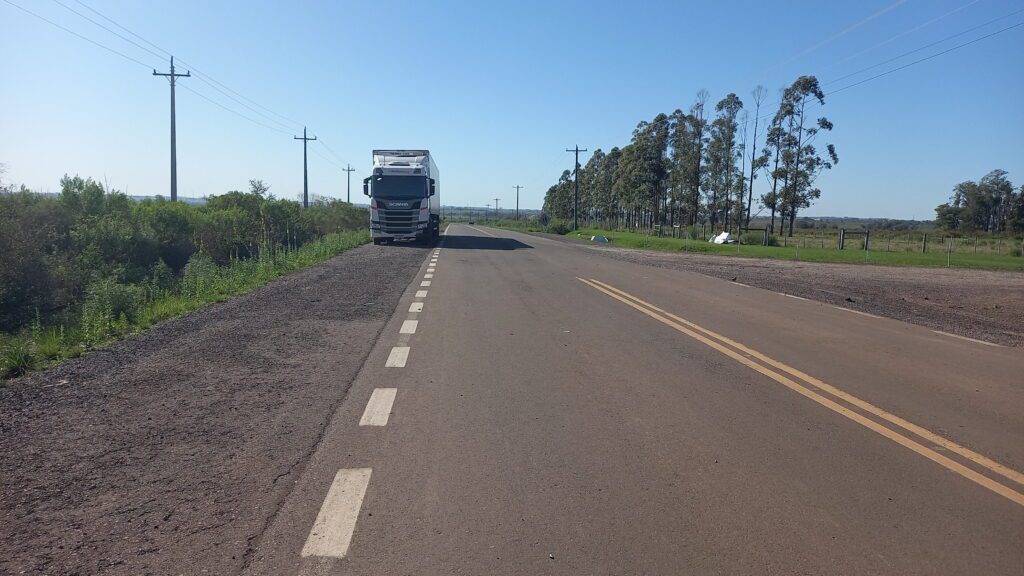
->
550, 234, 1024, 347
0, 242, 429, 575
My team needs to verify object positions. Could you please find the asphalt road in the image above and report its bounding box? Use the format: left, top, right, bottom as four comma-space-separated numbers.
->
244, 224, 1024, 575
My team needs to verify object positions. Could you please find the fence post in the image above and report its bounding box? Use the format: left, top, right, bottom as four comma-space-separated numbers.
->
839, 228, 845, 250
947, 238, 952, 268
762, 227, 768, 246
922, 233, 927, 253
864, 230, 870, 251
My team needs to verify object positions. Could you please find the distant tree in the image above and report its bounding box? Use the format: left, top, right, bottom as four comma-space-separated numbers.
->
745, 86, 768, 229
775, 76, 837, 236
542, 170, 574, 221
704, 93, 743, 230
936, 170, 1019, 233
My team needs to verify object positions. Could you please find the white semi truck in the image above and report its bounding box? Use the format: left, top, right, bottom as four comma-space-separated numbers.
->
363, 150, 440, 245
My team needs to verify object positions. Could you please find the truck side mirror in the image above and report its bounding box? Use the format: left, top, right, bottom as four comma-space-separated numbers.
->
363, 177, 370, 196
429, 178, 436, 197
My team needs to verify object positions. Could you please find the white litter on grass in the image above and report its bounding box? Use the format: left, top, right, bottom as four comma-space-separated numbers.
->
710, 232, 734, 244
590, 235, 610, 243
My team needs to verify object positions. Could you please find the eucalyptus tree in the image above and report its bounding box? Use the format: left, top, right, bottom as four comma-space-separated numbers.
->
775, 76, 837, 236
704, 93, 743, 230
542, 170, 574, 221
745, 86, 768, 229
580, 149, 606, 226
689, 91, 710, 225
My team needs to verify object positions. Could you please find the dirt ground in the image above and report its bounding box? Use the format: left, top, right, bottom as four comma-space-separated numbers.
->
0, 242, 429, 575
551, 235, 1024, 347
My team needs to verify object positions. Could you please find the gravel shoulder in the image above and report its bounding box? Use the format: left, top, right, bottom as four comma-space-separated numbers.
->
541, 233, 1024, 347
0, 242, 429, 575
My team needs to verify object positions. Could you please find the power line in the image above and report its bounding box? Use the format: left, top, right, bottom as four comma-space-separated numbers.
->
51, 0, 165, 61
827, 20, 1024, 96
316, 137, 350, 167
823, 7, 1024, 87
741, 8, 1024, 130
2, 0, 156, 69
822, 0, 984, 72
71, 0, 169, 56
67, 0, 305, 133
4, 0, 303, 141
178, 84, 293, 135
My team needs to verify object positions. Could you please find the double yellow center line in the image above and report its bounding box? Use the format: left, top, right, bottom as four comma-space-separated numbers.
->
577, 277, 1024, 507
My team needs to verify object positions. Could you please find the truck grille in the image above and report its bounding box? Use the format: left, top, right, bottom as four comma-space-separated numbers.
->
378, 209, 418, 234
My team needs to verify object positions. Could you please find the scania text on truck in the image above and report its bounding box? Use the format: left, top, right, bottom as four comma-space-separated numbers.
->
363, 150, 440, 245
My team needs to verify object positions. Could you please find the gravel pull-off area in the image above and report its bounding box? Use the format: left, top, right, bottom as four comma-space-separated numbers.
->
0, 242, 429, 575
555, 236, 1024, 347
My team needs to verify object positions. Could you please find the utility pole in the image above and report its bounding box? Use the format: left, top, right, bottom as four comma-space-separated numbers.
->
294, 127, 317, 208
493, 197, 500, 219
513, 185, 523, 220
343, 164, 356, 203
153, 56, 190, 202
565, 145, 587, 230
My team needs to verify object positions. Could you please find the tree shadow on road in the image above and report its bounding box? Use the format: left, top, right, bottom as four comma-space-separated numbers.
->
439, 234, 533, 250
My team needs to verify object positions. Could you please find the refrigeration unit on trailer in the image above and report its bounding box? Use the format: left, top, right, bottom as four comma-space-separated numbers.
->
363, 150, 440, 244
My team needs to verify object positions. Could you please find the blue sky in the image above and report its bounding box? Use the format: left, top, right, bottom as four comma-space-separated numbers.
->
1, 0, 1022, 218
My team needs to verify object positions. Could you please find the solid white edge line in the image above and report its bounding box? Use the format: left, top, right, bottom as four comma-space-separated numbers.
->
385, 346, 409, 367
784, 294, 807, 301
932, 330, 1003, 347
409, 302, 423, 313
300, 468, 372, 558
400, 320, 418, 334
359, 388, 398, 426
834, 306, 883, 319
731, 281, 751, 287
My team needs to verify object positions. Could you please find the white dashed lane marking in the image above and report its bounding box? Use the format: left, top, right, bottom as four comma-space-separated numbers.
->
385, 347, 409, 367
415, 290, 428, 298
301, 468, 372, 558
359, 388, 397, 426
425, 273, 434, 279
400, 320, 418, 334
409, 302, 423, 313
421, 280, 431, 287
427, 268, 435, 273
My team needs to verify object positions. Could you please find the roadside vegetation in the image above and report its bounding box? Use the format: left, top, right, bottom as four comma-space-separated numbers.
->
0, 176, 369, 381
560, 227, 1024, 271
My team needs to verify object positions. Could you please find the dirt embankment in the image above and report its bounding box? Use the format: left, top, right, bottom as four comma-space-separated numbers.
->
0, 243, 429, 575
551, 235, 1024, 347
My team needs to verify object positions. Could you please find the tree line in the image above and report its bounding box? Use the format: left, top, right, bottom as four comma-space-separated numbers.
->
935, 170, 1024, 234
0, 175, 367, 334
543, 75, 838, 237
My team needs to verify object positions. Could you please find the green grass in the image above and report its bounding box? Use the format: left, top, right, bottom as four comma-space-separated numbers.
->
567, 228, 1024, 272
0, 230, 370, 382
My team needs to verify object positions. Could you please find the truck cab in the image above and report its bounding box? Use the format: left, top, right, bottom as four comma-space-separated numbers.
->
364, 150, 440, 245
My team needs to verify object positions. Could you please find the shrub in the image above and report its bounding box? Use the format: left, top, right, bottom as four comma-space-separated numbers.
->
738, 231, 778, 246
1, 338, 38, 379
546, 220, 571, 235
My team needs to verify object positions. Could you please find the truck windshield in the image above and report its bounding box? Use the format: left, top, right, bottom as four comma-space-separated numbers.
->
372, 176, 426, 199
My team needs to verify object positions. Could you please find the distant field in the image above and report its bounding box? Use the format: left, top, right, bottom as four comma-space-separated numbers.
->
548, 227, 1024, 272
